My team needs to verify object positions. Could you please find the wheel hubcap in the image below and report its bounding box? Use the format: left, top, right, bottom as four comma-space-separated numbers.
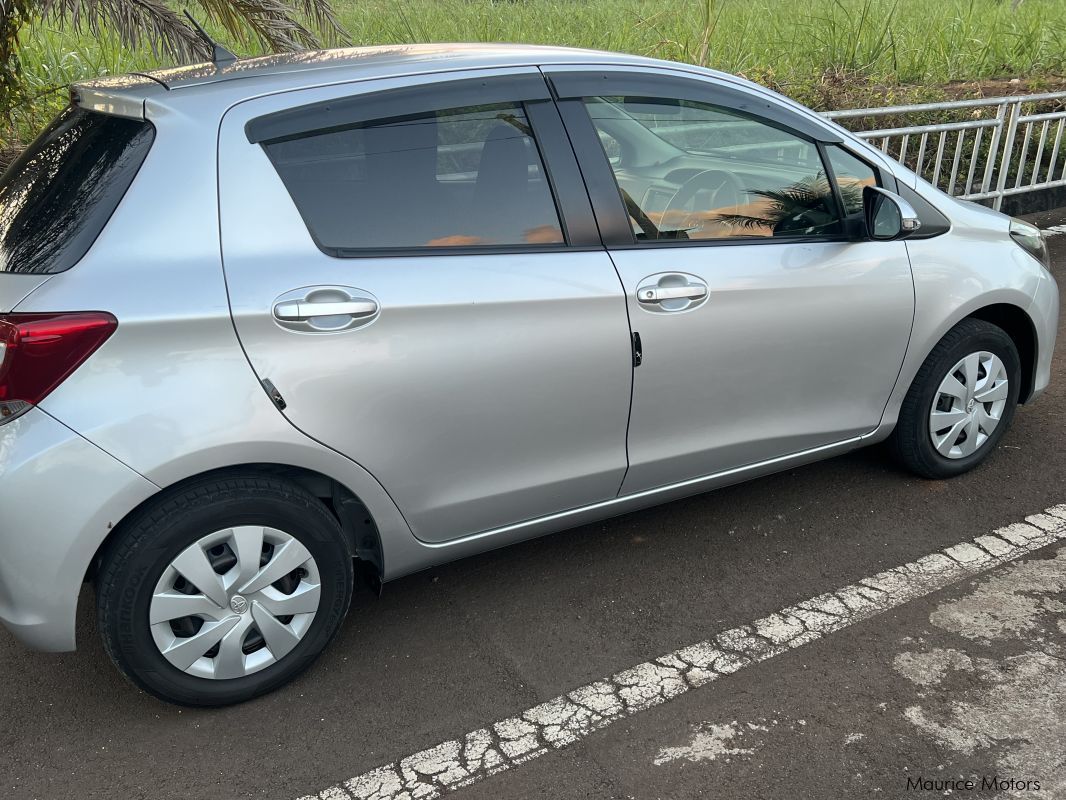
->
928, 351, 1009, 460
149, 526, 321, 680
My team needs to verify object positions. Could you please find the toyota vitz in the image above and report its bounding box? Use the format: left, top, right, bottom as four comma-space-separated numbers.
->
0, 45, 1058, 706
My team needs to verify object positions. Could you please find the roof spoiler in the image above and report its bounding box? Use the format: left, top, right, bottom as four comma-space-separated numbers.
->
69, 12, 239, 119
69, 81, 154, 120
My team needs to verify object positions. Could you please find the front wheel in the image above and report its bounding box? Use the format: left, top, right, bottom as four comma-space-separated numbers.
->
890, 318, 1021, 479
97, 474, 353, 706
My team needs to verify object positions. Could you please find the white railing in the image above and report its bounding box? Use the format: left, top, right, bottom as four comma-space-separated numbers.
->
823, 92, 1066, 210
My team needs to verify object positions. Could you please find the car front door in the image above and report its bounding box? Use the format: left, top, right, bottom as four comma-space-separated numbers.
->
218, 70, 633, 543
548, 67, 915, 495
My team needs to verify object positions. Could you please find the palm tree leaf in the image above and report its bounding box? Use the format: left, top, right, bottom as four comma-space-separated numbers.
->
38, 0, 210, 61
286, 0, 347, 44
839, 183, 864, 211
196, 0, 318, 51
713, 171, 838, 234
712, 212, 775, 231
38, 0, 348, 65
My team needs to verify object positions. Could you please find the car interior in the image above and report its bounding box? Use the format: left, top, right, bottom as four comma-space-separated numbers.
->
585, 96, 865, 240
264, 94, 877, 253
266, 103, 564, 251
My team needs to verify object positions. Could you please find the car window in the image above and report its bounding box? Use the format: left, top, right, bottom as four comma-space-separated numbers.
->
826, 145, 879, 216
0, 106, 154, 274
583, 95, 844, 242
595, 129, 621, 165
263, 102, 564, 253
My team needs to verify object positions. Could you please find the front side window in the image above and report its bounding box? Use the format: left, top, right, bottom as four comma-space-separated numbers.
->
826, 145, 879, 216
263, 102, 564, 252
584, 96, 844, 242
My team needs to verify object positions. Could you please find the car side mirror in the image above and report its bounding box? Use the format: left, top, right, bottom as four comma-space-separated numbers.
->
862, 186, 921, 241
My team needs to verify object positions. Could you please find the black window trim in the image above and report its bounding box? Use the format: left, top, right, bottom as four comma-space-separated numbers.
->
821, 141, 895, 216
546, 68, 844, 146
552, 97, 636, 247
246, 73, 552, 144
818, 142, 851, 224
253, 74, 603, 257
523, 98, 600, 248
546, 70, 899, 250
814, 141, 951, 240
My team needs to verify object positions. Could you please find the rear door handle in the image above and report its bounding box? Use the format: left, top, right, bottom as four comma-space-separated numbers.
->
635, 273, 710, 312
637, 284, 707, 303
271, 286, 381, 332
273, 299, 378, 321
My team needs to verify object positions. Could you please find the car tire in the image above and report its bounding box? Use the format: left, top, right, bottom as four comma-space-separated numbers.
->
890, 318, 1021, 479
97, 473, 353, 707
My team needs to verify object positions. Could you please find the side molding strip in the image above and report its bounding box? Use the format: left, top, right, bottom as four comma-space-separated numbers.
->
416, 435, 868, 549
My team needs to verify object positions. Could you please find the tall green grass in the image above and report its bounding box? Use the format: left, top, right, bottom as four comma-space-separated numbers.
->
8, 0, 1066, 144
330, 0, 1066, 84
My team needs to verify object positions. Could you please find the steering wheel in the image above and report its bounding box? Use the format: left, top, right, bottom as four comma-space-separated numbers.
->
660, 169, 746, 236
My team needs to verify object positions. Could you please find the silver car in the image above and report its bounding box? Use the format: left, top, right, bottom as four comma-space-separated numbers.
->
0, 44, 1057, 706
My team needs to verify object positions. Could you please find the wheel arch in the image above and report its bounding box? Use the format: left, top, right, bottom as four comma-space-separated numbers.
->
84, 463, 386, 588
875, 291, 1043, 441
965, 302, 1038, 403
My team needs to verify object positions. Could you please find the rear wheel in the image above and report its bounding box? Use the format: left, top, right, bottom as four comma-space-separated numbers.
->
890, 319, 1021, 479
97, 474, 353, 706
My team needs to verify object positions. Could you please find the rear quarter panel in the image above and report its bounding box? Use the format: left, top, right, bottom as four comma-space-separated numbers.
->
15, 93, 419, 581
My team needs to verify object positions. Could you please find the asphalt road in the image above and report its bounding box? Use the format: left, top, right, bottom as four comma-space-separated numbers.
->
2, 217, 1066, 800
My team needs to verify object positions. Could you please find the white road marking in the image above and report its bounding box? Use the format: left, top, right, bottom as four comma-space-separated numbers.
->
296, 505, 1066, 800
1043, 224, 1066, 236
653, 721, 756, 765
896, 547, 1066, 787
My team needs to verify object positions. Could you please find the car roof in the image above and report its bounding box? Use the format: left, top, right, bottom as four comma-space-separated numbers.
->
137, 43, 659, 90
73, 42, 845, 147
72, 43, 670, 118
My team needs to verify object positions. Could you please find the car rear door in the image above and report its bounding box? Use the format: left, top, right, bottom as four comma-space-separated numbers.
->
218, 69, 633, 543
547, 67, 915, 494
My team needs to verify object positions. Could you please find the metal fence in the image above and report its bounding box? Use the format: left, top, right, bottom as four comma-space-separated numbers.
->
823, 92, 1066, 210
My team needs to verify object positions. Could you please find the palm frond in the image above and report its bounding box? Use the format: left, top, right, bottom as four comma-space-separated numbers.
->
839, 183, 864, 211
285, 0, 347, 45
37, 0, 210, 62
711, 212, 774, 231
196, 0, 318, 52
713, 171, 840, 234
749, 176, 832, 208
37, 0, 348, 65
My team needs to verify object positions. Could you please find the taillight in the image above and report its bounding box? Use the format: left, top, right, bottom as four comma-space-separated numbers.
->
0, 312, 117, 423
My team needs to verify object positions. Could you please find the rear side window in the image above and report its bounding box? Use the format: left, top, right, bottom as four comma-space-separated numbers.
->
262, 102, 565, 253
0, 106, 154, 275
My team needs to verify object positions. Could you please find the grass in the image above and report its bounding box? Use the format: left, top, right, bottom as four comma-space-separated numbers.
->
7, 0, 1066, 146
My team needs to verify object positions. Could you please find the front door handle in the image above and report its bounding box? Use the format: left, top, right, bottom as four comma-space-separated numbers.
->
637, 284, 707, 303
273, 299, 378, 321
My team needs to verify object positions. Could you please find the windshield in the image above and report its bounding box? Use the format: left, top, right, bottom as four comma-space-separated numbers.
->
0, 106, 154, 275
